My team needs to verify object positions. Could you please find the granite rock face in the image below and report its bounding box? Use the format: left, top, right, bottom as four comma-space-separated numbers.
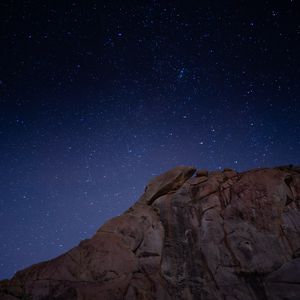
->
1, 165, 300, 300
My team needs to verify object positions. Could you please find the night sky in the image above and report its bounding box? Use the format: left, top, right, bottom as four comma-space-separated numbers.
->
1, 1, 299, 279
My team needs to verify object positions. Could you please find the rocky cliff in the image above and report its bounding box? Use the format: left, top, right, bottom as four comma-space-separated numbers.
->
1, 165, 300, 300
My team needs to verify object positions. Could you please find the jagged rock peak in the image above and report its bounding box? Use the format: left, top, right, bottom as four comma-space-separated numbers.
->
138, 165, 196, 205
1, 165, 300, 300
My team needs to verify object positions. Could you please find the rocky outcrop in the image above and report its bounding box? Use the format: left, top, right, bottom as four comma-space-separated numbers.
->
1, 165, 300, 300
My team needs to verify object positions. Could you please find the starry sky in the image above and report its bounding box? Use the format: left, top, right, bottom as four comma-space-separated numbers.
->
0, 1, 299, 279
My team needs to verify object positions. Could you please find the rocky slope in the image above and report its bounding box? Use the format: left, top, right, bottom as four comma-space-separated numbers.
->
1, 165, 300, 300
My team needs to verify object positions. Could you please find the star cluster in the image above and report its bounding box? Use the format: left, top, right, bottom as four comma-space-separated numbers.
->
0, 1, 299, 279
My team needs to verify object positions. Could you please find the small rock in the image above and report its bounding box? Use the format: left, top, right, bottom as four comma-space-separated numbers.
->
196, 169, 208, 177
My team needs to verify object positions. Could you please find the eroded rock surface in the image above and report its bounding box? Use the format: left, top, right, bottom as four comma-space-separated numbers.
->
1, 165, 300, 299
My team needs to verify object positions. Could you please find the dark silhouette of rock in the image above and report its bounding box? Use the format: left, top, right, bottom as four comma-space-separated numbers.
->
1, 165, 300, 300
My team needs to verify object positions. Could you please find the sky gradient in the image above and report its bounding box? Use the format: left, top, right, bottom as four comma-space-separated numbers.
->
0, 1, 299, 279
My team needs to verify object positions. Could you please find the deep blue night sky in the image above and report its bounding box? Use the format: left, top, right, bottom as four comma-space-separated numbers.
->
0, 1, 299, 279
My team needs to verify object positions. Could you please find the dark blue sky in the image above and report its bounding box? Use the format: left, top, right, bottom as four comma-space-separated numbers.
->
0, 1, 299, 279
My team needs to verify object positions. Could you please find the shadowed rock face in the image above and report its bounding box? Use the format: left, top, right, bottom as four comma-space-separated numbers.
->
1, 165, 300, 300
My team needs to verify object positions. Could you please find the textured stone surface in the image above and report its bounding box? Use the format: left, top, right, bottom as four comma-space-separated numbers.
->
1, 165, 300, 299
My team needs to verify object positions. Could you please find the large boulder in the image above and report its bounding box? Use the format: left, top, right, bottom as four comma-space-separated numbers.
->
1, 165, 300, 299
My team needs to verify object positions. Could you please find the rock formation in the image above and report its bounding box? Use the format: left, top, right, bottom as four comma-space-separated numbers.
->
1, 165, 300, 300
